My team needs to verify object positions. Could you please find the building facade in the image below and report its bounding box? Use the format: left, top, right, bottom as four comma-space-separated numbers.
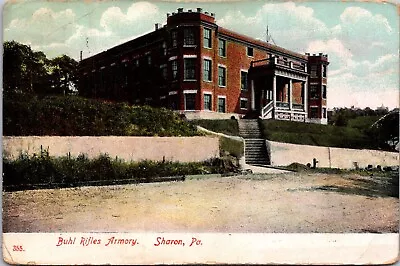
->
79, 8, 329, 124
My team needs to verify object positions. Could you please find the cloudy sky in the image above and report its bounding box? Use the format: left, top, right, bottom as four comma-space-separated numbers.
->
3, 1, 399, 109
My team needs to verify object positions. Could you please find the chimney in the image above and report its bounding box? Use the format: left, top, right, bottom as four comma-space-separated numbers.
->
167, 13, 170, 17
80, 51, 83, 61
197, 8, 202, 13
211, 13, 215, 17
155, 23, 161, 30
319, 52, 323, 56
178, 8, 183, 13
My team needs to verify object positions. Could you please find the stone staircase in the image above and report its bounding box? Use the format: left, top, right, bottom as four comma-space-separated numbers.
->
238, 119, 270, 165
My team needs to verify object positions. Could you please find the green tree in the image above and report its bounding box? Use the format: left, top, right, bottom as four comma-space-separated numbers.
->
48, 55, 78, 95
4, 41, 51, 93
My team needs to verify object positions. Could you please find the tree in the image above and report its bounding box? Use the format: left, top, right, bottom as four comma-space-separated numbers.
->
48, 55, 78, 95
4, 41, 78, 95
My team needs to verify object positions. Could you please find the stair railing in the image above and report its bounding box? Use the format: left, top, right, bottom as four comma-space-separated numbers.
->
261, 101, 274, 119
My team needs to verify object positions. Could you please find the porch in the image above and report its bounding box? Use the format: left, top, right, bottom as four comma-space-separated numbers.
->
249, 57, 309, 122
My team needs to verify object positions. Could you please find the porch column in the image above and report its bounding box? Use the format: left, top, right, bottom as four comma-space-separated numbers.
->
251, 80, 255, 110
289, 78, 293, 110
272, 75, 276, 108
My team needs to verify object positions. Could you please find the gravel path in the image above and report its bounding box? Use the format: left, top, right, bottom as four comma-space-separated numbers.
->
3, 173, 398, 233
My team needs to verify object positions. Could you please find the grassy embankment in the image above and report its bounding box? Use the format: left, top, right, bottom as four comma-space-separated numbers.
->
192, 117, 381, 150
3, 94, 240, 190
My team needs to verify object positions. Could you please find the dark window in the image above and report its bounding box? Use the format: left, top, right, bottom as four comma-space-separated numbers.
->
241, 71, 248, 91
203, 59, 212, 81
323, 65, 327, 77
240, 99, 248, 109
185, 93, 196, 110
218, 39, 226, 57
247, 47, 254, 57
218, 97, 226, 113
310, 107, 318, 118
161, 65, 167, 80
322, 85, 327, 99
184, 28, 195, 46
218, 66, 226, 87
204, 94, 212, 110
162, 42, 167, 56
323, 107, 327, 118
310, 85, 319, 99
184, 58, 196, 80
171, 60, 178, 80
171, 31, 178, 48
203, 28, 211, 48
310, 65, 317, 78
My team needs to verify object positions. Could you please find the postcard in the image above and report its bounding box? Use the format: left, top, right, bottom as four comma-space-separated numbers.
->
2, 0, 399, 264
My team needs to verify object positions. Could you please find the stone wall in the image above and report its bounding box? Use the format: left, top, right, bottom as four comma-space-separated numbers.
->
3, 136, 219, 163
267, 140, 399, 169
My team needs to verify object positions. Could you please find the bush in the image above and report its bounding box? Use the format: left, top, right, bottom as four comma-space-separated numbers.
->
3, 93, 199, 137
3, 153, 235, 191
219, 137, 244, 158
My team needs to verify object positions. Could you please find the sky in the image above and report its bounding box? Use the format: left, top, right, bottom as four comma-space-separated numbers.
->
2, 0, 399, 109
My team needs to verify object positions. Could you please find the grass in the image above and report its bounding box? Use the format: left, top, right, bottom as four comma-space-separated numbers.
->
347, 116, 381, 130
219, 136, 244, 158
260, 120, 378, 150
3, 151, 236, 191
4, 92, 200, 137
192, 119, 239, 136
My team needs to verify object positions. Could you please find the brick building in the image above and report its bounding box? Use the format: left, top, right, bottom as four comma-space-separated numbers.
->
79, 8, 329, 124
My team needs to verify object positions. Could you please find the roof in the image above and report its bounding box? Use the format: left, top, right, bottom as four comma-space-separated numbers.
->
218, 27, 308, 60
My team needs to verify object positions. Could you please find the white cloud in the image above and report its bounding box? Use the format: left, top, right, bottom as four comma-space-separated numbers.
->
100, 2, 161, 39
218, 2, 329, 53
5, 8, 78, 46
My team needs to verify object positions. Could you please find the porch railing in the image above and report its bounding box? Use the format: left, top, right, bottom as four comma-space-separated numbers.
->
276, 101, 289, 109
250, 57, 307, 72
292, 103, 304, 110
261, 101, 274, 119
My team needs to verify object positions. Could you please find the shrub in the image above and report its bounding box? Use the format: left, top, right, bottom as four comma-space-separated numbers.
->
3, 153, 236, 191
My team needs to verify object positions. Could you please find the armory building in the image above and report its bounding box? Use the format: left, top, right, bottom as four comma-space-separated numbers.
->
79, 8, 329, 124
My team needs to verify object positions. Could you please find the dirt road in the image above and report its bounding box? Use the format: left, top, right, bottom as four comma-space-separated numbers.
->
3, 172, 398, 233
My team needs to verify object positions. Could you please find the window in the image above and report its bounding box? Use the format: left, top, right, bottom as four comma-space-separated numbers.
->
185, 93, 196, 110
218, 66, 226, 87
184, 28, 195, 46
171, 60, 178, 80
310, 107, 318, 118
171, 31, 178, 48
247, 47, 254, 57
203, 59, 212, 81
204, 94, 212, 110
310, 85, 319, 99
322, 85, 327, 99
160, 64, 167, 80
203, 28, 212, 48
147, 55, 152, 65
218, 39, 226, 57
323, 107, 327, 118
241, 71, 248, 91
184, 58, 196, 80
134, 59, 139, 67
162, 42, 167, 56
218, 97, 226, 113
310, 65, 317, 78
240, 98, 248, 110
323, 65, 327, 77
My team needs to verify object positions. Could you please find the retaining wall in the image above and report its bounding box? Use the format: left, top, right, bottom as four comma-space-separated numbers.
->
3, 136, 220, 163
267, 140, 399, 169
